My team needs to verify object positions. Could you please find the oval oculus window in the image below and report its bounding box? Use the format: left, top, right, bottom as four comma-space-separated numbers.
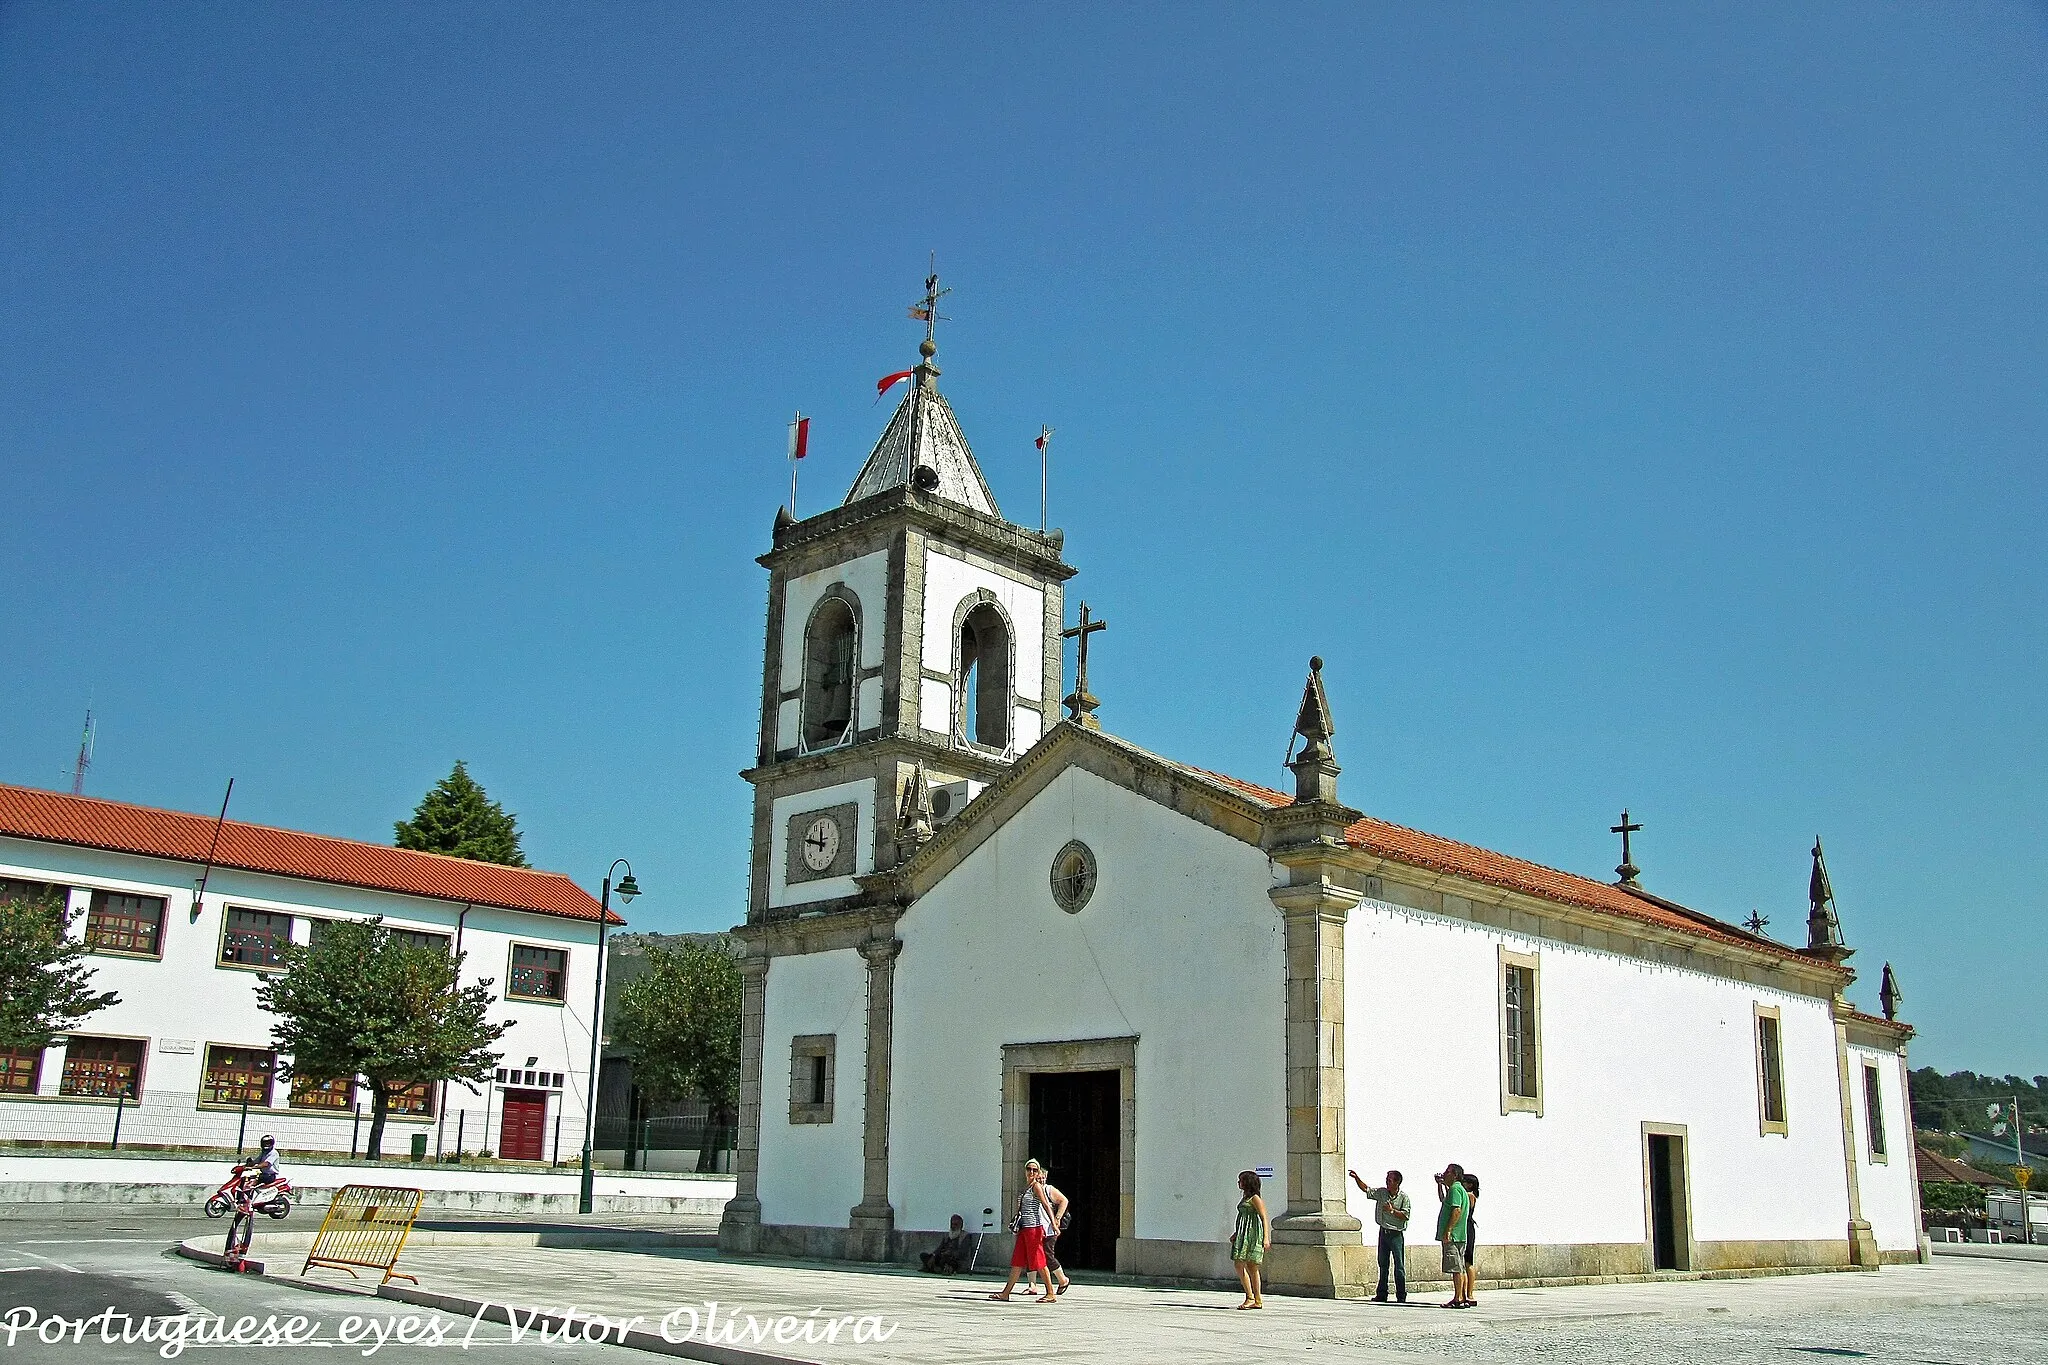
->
1049, 840, 1097, 914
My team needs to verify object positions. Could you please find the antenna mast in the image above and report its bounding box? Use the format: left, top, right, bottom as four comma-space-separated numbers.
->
71, 708, 95, 796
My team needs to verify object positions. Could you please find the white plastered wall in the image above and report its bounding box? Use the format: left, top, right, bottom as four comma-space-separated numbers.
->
919, 548, 1045, 749
778, 549, 890, 749
889, 766, 1285, 1243
766, 777, 875, 910
1849, 1043, 1919, 1251
757, 948, 869, 1227
1343, 899, 1852, 1250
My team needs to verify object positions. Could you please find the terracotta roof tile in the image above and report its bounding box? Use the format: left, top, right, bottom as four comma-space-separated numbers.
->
0, 784, 613, 925
1175, 764, 1824, 969
1917, 1145, 2001, 1187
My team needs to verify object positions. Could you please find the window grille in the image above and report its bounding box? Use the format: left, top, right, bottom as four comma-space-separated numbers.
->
508, 944, 567, 1001
86, 890, 166, 956
59, 1036, 143, 1098
202, 1045, 275, 1106
1757, 1012, 1787, 1128
388, 1080, 435, 1116
0, 1046, 42, 1094
221, 907, 292, 968
1503, 964, 1538, 1099
289, 1073, 356, 1111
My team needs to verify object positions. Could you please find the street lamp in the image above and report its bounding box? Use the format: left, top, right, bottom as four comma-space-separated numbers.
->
579, 859, 639, 1215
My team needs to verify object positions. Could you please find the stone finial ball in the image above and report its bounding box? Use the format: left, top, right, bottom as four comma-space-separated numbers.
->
920, 338, 936, 358
1310, 655, 1324, 671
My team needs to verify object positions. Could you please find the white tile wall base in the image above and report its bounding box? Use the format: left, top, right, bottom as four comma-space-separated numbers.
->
0, 1154, 733, 1202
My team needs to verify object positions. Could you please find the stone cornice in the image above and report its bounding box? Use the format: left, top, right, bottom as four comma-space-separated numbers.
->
1331, 846, 1849, 999
761, 487, 1074, 581
1838, 1004, 1914, 1051
735, 904, 905, 959
741, 734, 1014, 789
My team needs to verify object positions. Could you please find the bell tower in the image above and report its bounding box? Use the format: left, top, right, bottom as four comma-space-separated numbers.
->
744, 277, 1077, 922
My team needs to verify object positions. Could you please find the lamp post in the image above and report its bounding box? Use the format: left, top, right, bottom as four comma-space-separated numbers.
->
579, 859, 639, 1215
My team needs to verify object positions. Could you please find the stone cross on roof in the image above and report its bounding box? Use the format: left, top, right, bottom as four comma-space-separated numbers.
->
1062, 602, 1107, 730
1610, 810, 1643, 887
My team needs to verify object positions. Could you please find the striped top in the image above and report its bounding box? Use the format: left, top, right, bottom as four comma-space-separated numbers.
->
1016, 1186, 1052, 1229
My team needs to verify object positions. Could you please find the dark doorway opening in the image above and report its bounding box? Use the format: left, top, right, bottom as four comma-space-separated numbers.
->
1028, 1070, 1120, 1271
1646, 1132, 1689, 1270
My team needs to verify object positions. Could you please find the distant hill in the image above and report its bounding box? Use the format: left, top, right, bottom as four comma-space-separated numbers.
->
1911, 1068, 2047, 1138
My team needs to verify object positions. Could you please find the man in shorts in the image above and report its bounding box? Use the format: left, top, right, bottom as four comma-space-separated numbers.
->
1435, 1162, 1472, 1308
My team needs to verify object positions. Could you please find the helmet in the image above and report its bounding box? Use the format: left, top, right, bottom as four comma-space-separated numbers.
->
259, 1134, 275, 1147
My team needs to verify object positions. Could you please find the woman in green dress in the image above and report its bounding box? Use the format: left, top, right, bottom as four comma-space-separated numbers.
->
1229, 1170, 1271, 1309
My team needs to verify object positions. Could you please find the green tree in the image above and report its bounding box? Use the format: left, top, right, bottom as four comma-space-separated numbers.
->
394, 761, 529, 866
613, 939, 741, 1172
256, 917, 511, 1159
0, 892, 119, 1051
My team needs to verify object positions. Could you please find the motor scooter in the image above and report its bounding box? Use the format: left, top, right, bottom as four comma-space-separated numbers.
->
204, 1164, 295, 1220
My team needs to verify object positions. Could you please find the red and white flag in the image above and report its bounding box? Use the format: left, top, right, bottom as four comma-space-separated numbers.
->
788, 413, 810, 460
1035, 426, 1050, 451
876, 369, 915, 400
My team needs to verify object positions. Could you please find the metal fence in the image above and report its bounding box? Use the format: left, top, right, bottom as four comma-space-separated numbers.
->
595, 1099, 736, 1173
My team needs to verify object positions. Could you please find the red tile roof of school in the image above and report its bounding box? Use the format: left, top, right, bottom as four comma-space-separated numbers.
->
1177, 764, 1826, 968
0, 784, 616, 925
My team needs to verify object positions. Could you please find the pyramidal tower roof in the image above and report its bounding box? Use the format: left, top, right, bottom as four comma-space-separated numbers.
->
843, 311, 1001, 519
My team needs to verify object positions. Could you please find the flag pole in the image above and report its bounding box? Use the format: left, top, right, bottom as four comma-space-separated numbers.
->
1036, 425, 1053, 533
790, 411, 800, 516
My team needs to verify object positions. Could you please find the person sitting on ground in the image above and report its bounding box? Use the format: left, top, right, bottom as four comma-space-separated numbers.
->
921, 1215, 974, 1273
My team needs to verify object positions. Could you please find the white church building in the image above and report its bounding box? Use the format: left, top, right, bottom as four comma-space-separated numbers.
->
718, 303, 1922, 1294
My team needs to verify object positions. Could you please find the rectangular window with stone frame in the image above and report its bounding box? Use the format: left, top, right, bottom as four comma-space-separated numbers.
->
1755, 1005, 1788, 1136
1498, 947, 1542, 1114
788, 1034, 835, 1124
1862, 1062, 1887, 1162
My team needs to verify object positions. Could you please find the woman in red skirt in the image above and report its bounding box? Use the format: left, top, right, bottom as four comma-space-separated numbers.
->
989, 1159, 1060, 1303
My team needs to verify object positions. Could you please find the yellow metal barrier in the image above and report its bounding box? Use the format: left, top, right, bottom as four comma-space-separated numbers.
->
302, 1184, 426, 1286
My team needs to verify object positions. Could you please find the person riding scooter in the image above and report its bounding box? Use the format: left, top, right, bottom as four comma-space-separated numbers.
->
243, 1135, 284, 1195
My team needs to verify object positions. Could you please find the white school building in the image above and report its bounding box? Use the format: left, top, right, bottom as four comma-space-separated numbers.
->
716, 323, 1922, 1294
0, 784, 615, 1163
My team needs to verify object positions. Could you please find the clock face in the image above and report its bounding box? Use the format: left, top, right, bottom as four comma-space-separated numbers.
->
801, 815, 842, 871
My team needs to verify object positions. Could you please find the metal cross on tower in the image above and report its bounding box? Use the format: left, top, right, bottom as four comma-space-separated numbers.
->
1062, 602, 1108, 730
1611, 809, 1643, 887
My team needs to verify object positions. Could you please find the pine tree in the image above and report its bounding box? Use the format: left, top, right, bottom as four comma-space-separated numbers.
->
394, 761, 529, 867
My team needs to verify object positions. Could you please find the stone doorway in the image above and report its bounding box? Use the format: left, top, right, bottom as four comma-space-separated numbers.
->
1028, 1070, 1120, 1270
1001, 1036, 1136, 1274
1643, 1123, 1693, 1271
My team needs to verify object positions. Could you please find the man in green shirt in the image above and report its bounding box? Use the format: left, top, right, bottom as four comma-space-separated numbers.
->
1435, 1162, 1472, 1308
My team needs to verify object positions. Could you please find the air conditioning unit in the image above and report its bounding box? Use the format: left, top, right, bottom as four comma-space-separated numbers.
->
929, 780, 975, 826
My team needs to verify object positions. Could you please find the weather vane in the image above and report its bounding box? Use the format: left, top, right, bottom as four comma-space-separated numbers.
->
908, 252, 951, 349
1743, 909, 1771, 935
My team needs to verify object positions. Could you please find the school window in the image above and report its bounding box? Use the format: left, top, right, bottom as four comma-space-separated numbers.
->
0, 877, 68, 912
1862, 1063, 1888, 1162
308, 920, 448, 953
288, 1073, 356, 1112
1498, 948, 1542, 1114
789, 1034, 836, 1124
201, 1045, 276, 1107
0, 1046, 43, 1094
1755, 1006, 1788, 1135
220, 907, 293, 969
85, 890, 167, 957
387, 1080, 434, 1116
58, 1036, 144, 1098
507, 944, 567, 1001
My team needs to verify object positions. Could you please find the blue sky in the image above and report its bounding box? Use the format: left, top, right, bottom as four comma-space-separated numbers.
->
3, 4, 2042, 1076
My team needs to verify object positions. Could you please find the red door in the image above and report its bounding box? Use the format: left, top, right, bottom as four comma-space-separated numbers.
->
500, 1089, 547, 1161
